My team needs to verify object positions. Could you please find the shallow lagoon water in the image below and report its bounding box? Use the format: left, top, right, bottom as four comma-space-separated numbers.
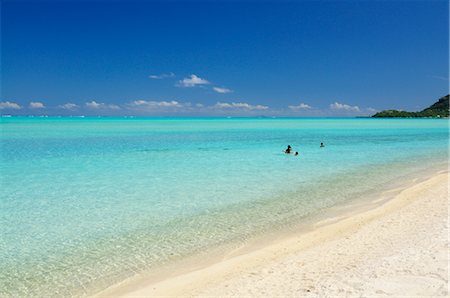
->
1, 117, 448, 296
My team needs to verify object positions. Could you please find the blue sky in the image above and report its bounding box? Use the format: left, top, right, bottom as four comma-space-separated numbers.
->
1, 0, 448, 116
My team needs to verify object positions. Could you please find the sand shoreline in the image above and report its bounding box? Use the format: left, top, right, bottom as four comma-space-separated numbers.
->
96, 170, 449, 297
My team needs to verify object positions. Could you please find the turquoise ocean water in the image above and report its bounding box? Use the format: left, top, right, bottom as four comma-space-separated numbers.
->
1, 117, 448, 296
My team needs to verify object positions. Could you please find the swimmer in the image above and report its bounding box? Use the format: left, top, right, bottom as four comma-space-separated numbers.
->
285, 145, 292, 154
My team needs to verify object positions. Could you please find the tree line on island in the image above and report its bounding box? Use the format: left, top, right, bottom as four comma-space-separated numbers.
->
372, 94, 449, 118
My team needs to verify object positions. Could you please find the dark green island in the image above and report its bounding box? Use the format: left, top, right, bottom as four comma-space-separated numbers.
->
372, 94, 449, 118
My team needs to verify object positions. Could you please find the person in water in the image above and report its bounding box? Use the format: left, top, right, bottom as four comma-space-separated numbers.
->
295, 151, 299, 156
320, 142, 325, 148
285, 145, 292, 154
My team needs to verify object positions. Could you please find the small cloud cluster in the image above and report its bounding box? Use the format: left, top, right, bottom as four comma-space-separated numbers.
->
0, 101, 21, 109
85, 101, 120, 110
129, 100, 184, 108
178, 74, 234, 94
29, 102, 45, 109
177, 74, 210, 87
288, 103, 312, 110
213, 87, 233, 94
329, 102, 360, 112
59, 103, 79, 111
214, 102, 268, 110
153, 72, 233, 94
122, 99, 271, 116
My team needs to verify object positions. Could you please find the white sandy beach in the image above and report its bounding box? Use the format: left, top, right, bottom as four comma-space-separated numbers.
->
100, 172, 449, 297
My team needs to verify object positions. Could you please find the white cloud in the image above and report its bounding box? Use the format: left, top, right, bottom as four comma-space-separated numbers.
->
149, 72, 175, 79
214, 102, 268, 110
366, 107, 377, 113
213, 87, 233, 94
177, 74, 210, 87
129, 100, 183, 108
85, 101, 120, 110
288, 103, 312, 110
108, 105, 120, 110
0, 101, 21, 109
29, 102, 45, 109
329, 102, 360, 112
86, 101, 101, 108
59, 103, 79, 110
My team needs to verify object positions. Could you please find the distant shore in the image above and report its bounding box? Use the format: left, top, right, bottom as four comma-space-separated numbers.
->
96, 170, 448, 297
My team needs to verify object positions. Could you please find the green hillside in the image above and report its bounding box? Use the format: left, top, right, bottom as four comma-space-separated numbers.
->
372, 95, 449, 118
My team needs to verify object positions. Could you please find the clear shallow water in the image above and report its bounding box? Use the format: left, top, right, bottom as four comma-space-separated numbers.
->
1, 117, 448, 297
